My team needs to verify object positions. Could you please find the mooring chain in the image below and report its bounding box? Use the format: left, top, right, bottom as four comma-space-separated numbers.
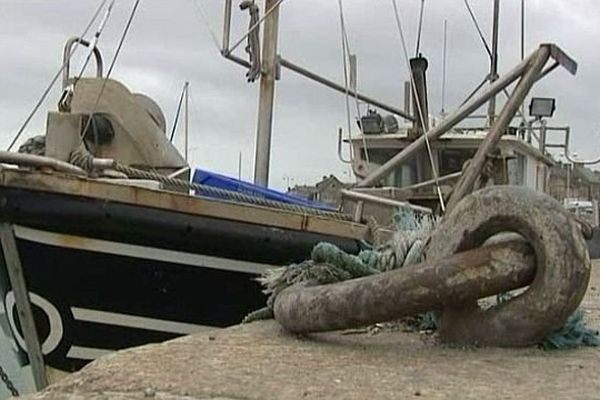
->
0, 363, 19, 397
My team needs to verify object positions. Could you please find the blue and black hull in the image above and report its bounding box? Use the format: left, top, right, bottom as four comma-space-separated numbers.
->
0, 186, 362, 372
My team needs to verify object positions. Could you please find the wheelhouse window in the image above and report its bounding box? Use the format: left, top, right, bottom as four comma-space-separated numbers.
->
438, 148, 476, 175
364, 148, 417, 187
507, 154, 526, 185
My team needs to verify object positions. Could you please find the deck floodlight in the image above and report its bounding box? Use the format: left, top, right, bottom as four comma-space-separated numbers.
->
383, 115, 399, 134
529, 97, 556, 118
358, 110, 385, 134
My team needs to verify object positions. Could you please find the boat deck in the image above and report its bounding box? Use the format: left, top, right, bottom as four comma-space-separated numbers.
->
0, 169, 369, 240
20, 262, 600, 400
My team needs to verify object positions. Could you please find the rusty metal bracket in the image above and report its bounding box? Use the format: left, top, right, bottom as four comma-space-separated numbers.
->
272, 187, 590, 347
547, 43, 577, 75
427, 186, 590, 347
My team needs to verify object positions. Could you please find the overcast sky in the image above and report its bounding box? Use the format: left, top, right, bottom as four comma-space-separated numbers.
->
1, 0, 599, 190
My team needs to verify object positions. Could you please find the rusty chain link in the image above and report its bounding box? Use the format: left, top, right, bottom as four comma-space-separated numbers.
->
0, 363, 19, 397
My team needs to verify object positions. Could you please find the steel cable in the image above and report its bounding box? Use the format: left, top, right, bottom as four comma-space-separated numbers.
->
7, 0, 110, 151
390, 0, 445, 211
337, 0, 355, 164
78, 0, 142, 147
415, 0, 425, 56
113, 163, 353, 221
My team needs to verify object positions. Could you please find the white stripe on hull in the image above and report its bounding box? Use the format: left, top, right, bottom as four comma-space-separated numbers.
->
71, 307, 213, 335
66, 346, 113, 361
13, 225, 276, 274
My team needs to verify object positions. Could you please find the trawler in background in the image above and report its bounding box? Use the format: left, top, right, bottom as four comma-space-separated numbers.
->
340, 99, 600, 231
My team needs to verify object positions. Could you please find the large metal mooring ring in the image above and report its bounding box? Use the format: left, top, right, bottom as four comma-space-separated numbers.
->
426, 186, 591, 347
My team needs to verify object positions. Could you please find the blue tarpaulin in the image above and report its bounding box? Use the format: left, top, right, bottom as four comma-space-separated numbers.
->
192, 169, 336, 211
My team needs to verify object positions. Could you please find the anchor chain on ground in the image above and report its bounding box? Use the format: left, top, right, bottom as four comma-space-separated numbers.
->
0, 363, 19, 397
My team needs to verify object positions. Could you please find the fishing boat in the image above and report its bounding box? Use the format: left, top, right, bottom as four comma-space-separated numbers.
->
0, 21, 371, 384
332, 2, 600, 250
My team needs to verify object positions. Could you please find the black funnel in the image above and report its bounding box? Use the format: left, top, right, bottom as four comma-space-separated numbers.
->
410, 56, 429, 134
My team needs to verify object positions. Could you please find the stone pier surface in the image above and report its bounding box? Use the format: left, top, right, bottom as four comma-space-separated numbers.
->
22, 264, 600, 400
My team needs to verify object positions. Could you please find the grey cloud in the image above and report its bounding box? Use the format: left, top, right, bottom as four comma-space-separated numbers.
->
1, 0, 600, 190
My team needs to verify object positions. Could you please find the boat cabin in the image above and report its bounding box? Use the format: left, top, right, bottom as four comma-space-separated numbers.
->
344, 112, 556, 214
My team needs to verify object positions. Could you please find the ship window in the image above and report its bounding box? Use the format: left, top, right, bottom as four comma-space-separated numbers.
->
365, 149, 417, 187
507, 154, 526, 185
364, 148, 398, 165
438, 149, 476, 175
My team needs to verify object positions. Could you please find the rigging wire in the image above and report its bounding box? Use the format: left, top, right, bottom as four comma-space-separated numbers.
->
337, 0, 370, 166
520, 0, 526, 124
460, 75, 488, 107
187, 88, 202, 159
415, 0, 425, 57
520, 0, 525, 61
441, 19, 448, 115
191, 0, 221, 51
75, 0, 116, 82
59, 0, 116, 113
391, 0, 445, 211
7, 0, 109, 152
78, 0, 142, 147
337, 0, 354, 164
463, 0, 492, 59
351, 68, 371, 165
170, 82, 188, 142
461, 0, 527, 122
227, 0, 285, 55
461, 79, 527, 121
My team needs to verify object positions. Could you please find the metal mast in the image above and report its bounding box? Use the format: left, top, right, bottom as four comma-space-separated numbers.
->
184, 81, 189, 162
520, 0, 526, 122
253, 0, 280, 186
441, 19, 448, 115
487, 0, 500, 126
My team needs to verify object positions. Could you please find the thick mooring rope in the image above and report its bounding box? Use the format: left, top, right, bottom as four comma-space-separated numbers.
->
244, 210, 435, 323
114, 164, 353, 221
17, 135, 46, 156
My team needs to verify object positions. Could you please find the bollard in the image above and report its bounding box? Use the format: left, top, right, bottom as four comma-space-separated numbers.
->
273, 187, 591, 347
428, 186, 590, 346
273, 240, 535, 333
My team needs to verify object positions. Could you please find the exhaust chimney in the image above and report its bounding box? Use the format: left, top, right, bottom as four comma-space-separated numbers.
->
410, 56, 429, 134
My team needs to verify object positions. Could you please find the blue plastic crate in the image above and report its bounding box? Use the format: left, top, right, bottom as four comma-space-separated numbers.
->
192, 169, 336, 211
